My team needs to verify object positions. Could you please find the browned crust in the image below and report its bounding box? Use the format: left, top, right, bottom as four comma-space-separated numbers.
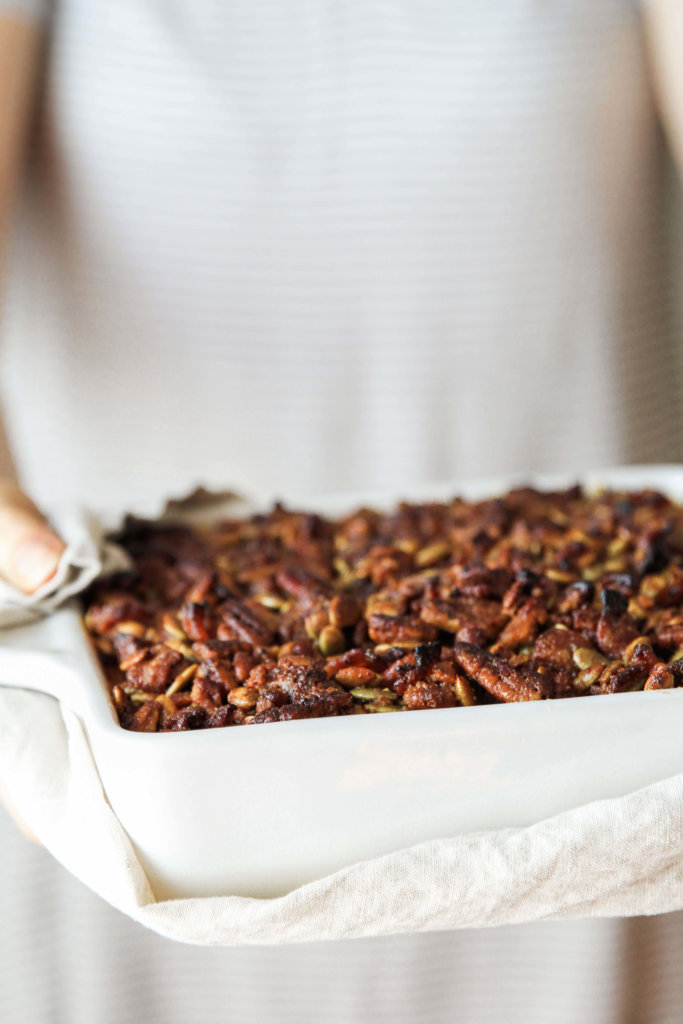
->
83, 486, 683, 730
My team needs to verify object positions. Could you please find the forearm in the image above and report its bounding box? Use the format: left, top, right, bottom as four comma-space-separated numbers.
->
0, 14, 40, 277
644, 0, 683, 180
0, 14, 42, 481
0, 14, 63, 599
0, 409, 17, 480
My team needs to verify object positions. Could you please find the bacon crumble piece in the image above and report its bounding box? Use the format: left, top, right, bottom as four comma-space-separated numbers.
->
84, 486, 683, 731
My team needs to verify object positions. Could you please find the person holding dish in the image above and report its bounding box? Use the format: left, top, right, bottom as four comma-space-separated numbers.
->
1, 1, 683, 1022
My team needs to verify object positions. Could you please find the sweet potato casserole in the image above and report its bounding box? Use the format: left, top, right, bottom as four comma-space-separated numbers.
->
84, 486, 683, 731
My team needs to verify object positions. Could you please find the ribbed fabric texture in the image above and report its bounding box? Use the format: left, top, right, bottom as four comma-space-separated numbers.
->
1, 0, 681, 518
1, 2, 683, 1022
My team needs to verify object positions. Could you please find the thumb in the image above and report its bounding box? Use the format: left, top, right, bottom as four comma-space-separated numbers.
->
0, 482, 65, 594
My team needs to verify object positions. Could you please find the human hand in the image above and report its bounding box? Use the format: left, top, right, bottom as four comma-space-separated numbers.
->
0, 480, 64, 842
0, 480, 64, 593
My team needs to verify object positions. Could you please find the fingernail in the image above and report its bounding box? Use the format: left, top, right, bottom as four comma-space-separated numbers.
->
12, 535, 64, 594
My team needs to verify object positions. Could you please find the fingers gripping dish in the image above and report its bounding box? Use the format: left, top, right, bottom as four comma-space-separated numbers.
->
84, 486, 683, 732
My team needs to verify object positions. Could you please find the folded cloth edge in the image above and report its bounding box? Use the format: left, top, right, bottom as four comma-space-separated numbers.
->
1, 686, 682, 947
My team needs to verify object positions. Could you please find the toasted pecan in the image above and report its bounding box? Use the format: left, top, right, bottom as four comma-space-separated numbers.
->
84, 486, 683, 730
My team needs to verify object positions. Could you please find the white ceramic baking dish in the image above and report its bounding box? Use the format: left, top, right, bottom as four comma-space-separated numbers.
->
1, 465, 683, 900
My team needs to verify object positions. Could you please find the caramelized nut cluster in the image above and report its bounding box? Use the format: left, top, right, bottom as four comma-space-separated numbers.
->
84, 486, 683, 731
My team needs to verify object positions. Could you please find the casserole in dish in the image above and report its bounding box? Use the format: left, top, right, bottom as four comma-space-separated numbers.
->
1, 466, 682, 899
